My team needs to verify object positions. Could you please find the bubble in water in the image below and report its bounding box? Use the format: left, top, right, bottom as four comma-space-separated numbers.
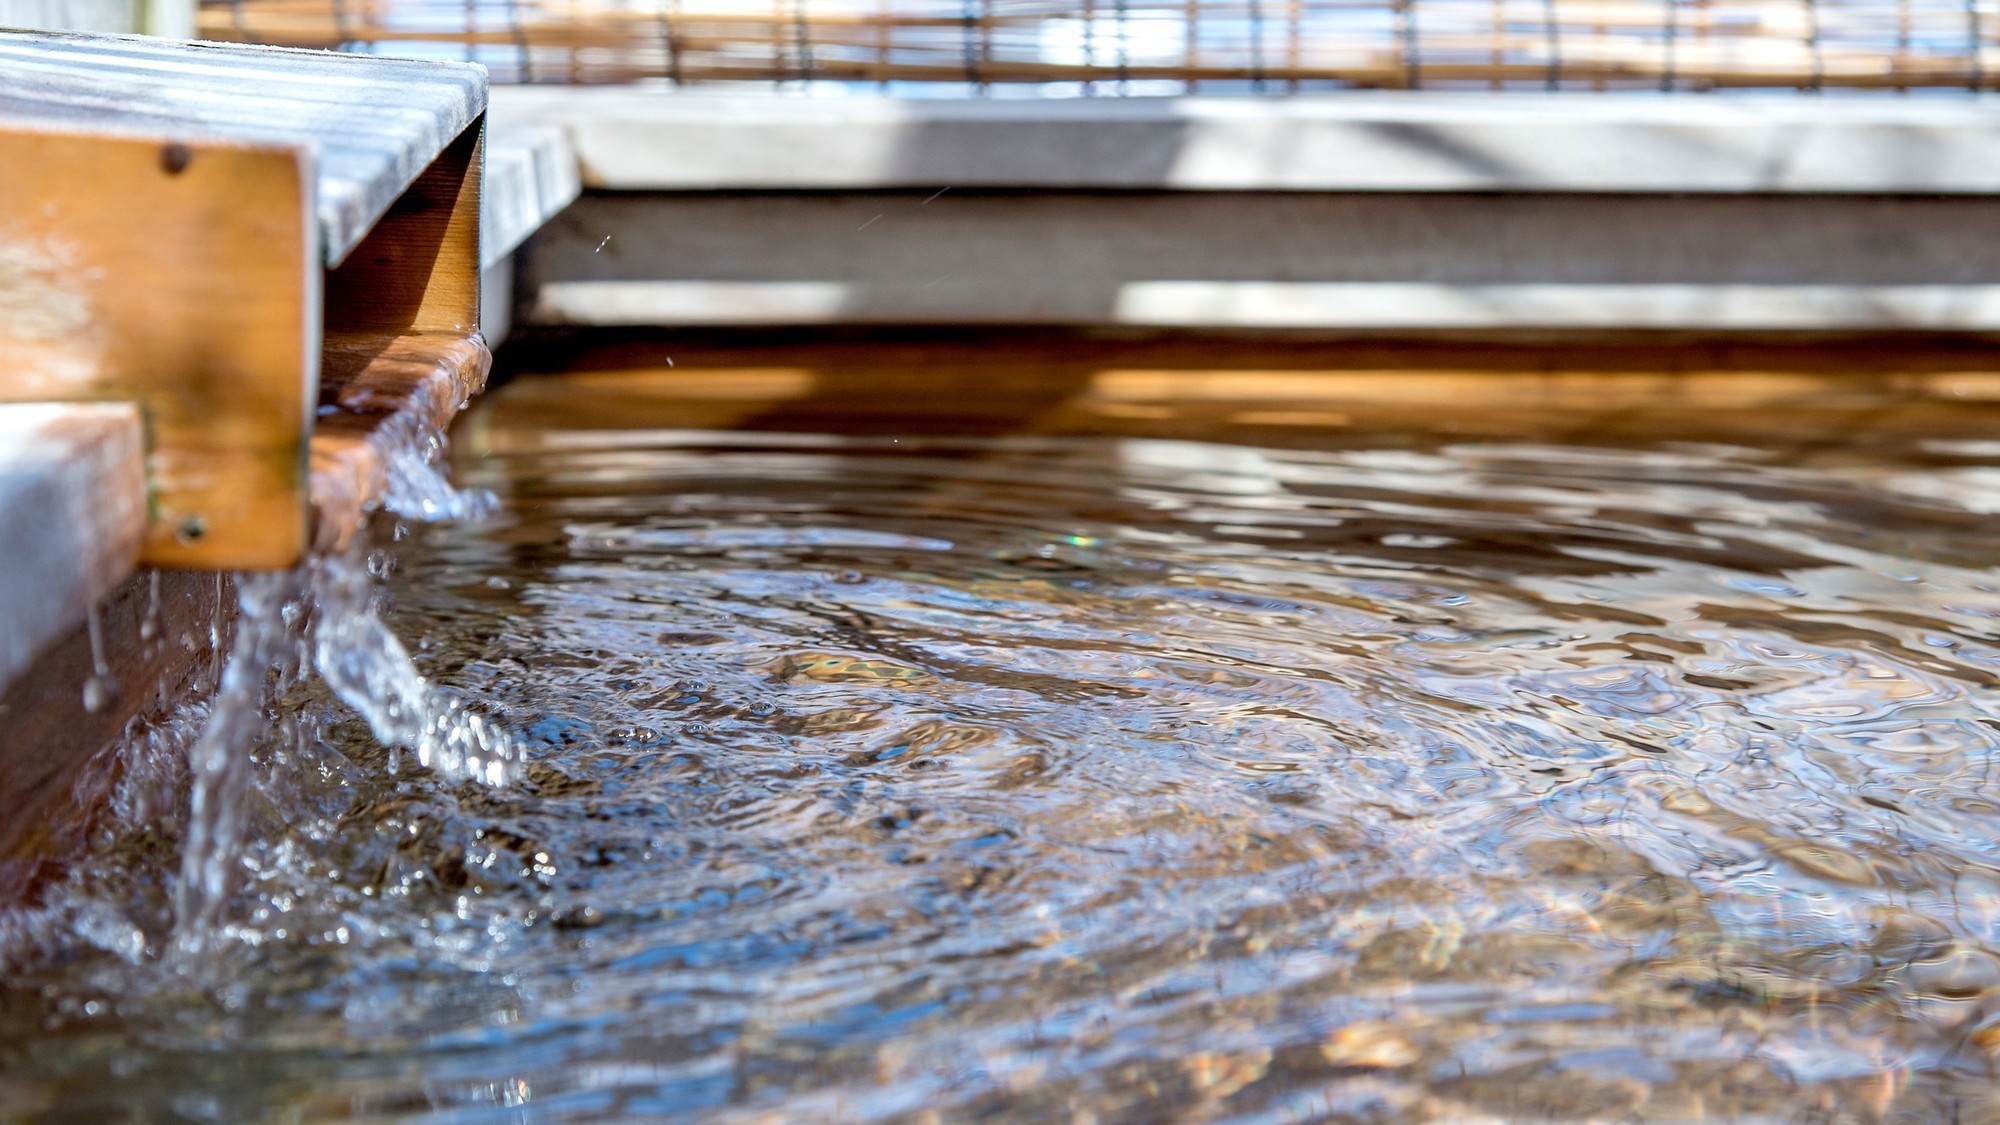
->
71, 903, 145, 965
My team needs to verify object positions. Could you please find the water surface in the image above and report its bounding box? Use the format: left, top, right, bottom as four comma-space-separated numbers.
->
9, 387, 2000, 1120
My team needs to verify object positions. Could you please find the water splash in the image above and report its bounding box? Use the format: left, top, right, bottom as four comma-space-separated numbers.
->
169, 420, 519, 955
329, 411, 519, 784
310, 551, 521, 788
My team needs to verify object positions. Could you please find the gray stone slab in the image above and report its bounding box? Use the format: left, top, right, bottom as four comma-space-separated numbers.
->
493, 87, 2000, 195
523, 191, 2000, 330
0, 31, 486, 265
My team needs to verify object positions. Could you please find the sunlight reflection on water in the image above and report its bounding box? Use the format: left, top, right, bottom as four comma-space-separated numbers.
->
11, 427, 2000, 1120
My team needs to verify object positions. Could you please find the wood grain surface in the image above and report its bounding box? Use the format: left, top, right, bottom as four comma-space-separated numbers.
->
0, 30, 485, 266
0, 124, 315, 569
475, 333, 2000, 452
324, 120, 485, 337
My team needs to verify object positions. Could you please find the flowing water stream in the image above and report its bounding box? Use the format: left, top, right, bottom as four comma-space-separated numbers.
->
7, 400, 2000, 1120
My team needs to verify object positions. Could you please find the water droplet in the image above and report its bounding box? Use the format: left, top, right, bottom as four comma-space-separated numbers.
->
82, 675, 113, 713
81, 603, 117, 713
138, 572, 161, 641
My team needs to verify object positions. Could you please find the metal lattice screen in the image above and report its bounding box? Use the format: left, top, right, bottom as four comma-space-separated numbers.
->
198, 0, 2000, 89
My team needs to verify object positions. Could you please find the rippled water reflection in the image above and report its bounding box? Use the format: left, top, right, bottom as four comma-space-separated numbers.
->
12, 422, 2000, 1120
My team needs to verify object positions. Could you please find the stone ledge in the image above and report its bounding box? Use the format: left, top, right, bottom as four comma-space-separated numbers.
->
493, 87, 2000, 195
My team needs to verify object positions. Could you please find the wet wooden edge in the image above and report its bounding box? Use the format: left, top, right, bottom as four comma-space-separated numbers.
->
0, 571, 231, 903
0, 331, 489, 905
311, 331, 494, 553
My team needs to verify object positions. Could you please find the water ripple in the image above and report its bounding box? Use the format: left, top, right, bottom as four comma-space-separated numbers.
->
12, 432, 2000, 1119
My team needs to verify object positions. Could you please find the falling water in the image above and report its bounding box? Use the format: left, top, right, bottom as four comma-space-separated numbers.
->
169, 420, 520, 956
170, 571, 304, 955
376, 410, 499, 524
309, 551, 521, 789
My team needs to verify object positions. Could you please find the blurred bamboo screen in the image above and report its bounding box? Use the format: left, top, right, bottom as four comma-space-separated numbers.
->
197, 0, 2000, 89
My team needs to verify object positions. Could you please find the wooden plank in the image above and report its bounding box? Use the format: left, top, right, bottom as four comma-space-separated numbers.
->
0, 123, 316, 568
0, 30, 486, 265
324, 119, 485, 337
314, 115, 492, 543
484, 119, 582, 269
0, 404, 147, 694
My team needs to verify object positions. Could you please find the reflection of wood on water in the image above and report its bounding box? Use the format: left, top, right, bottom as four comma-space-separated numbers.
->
475, 334, 2000, 449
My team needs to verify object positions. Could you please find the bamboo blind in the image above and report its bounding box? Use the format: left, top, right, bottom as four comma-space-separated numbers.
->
198, 0, 2000, 89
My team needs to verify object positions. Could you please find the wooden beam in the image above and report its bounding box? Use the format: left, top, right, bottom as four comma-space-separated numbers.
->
483, 119, 583, 270
0, 31, 486, 267
0, 32, 492, 569
0, 123, 317, 569
324, 119, 485, 337
0, 403, 147, 694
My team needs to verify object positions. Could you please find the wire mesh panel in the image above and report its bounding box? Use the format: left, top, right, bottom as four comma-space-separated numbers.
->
198, 0, 2000, 88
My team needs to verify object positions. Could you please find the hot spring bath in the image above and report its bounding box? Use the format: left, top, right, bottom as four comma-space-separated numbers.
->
8, 342, 2000, 1121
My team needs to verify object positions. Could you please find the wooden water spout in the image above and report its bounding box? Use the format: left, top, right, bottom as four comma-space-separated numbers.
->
0, 33, 493, 897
